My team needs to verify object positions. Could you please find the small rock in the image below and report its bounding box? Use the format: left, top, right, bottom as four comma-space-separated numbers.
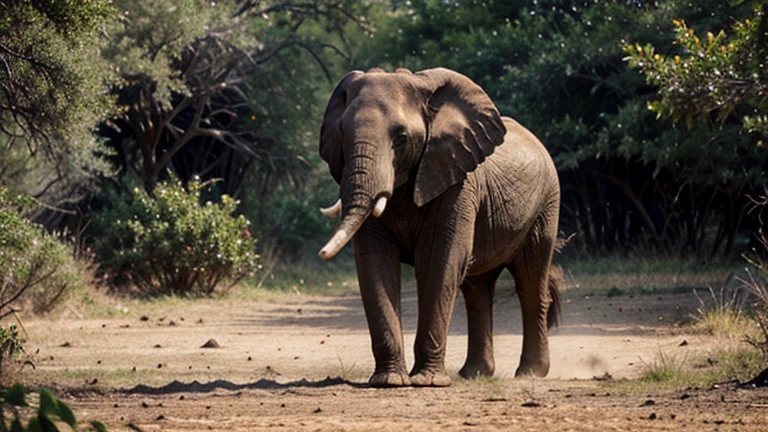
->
521, 401, 541, 408
60, 342, 72, 348
201, 339, 220, 349
313, 407, 323, 413
140, 316, 149, 321
679, 340, 689, 347
641, 399, 656, 406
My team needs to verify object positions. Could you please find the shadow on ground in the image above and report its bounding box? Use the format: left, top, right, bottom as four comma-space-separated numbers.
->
125, 376, 365, 395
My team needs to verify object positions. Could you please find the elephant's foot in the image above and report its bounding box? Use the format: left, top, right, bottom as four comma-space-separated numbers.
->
459, 359, 494, 380
409, 369, 452, 387
369, 370, 411, 387
515, 360, 549, 378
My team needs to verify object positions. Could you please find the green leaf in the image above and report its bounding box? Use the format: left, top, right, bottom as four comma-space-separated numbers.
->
25, 417, 43, 432
38, 388, 77, 429
3, 384, 28, 407
90, 421, 109, 432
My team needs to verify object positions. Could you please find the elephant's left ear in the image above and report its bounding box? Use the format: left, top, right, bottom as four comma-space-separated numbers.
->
413, 68, 506, 207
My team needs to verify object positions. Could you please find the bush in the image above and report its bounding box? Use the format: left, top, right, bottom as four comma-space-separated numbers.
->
0, 188, 82, 316
92, 178, 259, 296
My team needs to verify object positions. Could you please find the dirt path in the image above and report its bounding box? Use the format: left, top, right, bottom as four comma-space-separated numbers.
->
18, 286, 768, 431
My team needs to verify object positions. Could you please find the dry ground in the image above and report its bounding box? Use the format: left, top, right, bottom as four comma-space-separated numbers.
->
13, 274, 768, 431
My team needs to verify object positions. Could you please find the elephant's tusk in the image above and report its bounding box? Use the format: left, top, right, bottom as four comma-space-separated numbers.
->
319, 199, 341, 218
372, 196, 387, 218
318, 228, 350, 261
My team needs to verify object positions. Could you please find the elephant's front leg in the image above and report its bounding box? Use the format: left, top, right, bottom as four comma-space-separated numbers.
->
354, 220, 409, 387
410, 205, 475, 387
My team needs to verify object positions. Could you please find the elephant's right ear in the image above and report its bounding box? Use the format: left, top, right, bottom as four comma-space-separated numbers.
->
320, 71, 364, 184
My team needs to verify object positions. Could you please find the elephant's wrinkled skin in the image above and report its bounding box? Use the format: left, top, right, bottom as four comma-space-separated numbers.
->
318, 67, 563, 387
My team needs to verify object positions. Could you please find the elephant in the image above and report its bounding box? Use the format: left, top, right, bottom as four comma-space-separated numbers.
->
317, 67, 563, 387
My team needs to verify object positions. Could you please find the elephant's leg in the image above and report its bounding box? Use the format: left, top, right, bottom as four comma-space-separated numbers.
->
459, 268, 503, 379
509, 220, 557, 378
354, 221, 409, 387
410, 202, 475, 387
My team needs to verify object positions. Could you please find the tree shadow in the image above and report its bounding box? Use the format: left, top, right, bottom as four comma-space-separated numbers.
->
125, 376, 366, 395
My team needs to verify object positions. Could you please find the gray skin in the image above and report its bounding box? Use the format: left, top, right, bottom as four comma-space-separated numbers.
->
318, 67, 563, 387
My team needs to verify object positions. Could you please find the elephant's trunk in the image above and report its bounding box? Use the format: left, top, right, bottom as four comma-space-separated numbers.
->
318, 143, 393, 260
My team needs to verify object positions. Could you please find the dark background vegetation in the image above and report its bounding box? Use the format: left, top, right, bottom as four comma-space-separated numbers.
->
2, 0, 766, 286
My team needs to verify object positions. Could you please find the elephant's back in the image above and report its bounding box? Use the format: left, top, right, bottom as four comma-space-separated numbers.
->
486, 117, 559, 195
465, 117, 560, 274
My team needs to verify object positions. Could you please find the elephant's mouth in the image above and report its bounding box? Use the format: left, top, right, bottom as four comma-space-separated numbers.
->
318, 195, 388, 260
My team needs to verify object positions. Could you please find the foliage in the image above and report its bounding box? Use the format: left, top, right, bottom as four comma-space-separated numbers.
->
92, 178, 259, 296
100, 0, 369, 194
355, 0, 764, 257
0, 0, 115, 166
0, 187, 83, 316
94, 0, 373, 261
625, 0, 768, 140
0, 383, 106, 432
0, 1, 117, 228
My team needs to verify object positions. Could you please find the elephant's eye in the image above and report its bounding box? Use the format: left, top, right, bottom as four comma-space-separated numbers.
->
392, 132, 408, 150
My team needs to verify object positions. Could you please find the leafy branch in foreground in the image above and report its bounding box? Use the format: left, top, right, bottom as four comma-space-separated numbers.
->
1, 384, 106, 431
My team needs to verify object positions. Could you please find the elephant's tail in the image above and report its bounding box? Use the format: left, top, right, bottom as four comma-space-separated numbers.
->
547, 264, 564, 329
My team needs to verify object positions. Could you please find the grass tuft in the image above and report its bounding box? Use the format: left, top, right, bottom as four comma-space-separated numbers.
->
635, 347, 764, 389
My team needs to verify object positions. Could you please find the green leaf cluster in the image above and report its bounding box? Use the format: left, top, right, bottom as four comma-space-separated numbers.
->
92, 178, 259, 296
1, 384, 106, 432
625, 1, 768, 140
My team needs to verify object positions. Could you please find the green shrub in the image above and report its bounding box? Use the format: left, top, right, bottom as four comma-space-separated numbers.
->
0, 188, 82, 316
0, 326, 24, 379
1, 383, 106, 431
92, 178, 259, 296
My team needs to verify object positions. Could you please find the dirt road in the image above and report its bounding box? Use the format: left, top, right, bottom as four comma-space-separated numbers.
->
19, 283, 768, 431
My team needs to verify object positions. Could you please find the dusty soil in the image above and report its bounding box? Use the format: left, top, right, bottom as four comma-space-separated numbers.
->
16, 281, 768, 431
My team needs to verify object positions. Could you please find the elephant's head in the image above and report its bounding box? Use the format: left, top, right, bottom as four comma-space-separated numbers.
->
318, 68, 506, 260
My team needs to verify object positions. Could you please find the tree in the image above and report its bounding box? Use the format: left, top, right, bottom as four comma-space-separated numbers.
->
356, 0, 764, 256
0, 0, 115, 223
625, 0, 768, 255
626, 0, 768, 140
101, 0, 370, 195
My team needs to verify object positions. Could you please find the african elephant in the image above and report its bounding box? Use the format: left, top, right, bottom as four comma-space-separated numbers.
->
317, 67, 563, 387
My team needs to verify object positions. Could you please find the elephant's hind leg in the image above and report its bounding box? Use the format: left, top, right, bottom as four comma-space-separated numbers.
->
509, 217, 559, 378
459, 268, 503, 380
